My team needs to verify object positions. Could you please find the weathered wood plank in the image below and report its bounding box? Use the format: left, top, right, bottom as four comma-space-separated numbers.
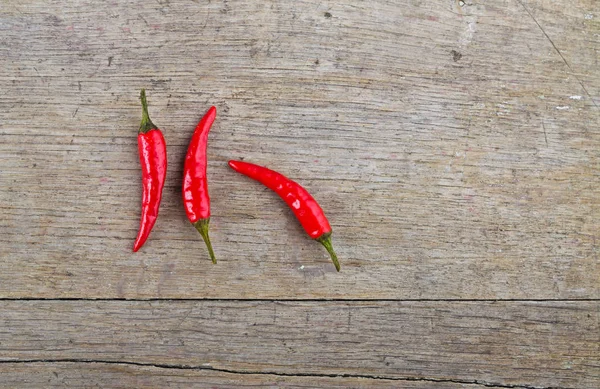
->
0, 301, 597, 388
0, 0, 598, 298
0, 363, 474, 389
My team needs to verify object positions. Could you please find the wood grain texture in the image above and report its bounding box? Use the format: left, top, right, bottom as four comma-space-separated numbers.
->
2, 2, 598, 387
0, 363, 476, 389
0, 0, 599, 299
0, 301, 598, 389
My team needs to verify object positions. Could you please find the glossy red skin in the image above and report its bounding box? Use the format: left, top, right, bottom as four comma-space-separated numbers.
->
183, 106, 216, 223
228, 160, 331, 239
133, 129, 167, 252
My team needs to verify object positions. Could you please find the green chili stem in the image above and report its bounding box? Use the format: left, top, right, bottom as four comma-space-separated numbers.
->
317, 233, 340, 272
194, 218, 217, 264
139, 89, 157, 134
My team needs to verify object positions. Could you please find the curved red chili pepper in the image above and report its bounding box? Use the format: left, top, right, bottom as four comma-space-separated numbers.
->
133, 89, 167, 252
228, 160, 340, 271
183, 106, 217, 263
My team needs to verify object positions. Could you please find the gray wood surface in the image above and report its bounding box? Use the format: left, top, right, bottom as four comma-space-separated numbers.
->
1, 301, 598, 388
0, 0, 598, 388
0, 363, 475, 389
0, 0, 598, 299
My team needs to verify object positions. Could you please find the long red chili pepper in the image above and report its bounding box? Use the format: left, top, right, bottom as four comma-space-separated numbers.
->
228, 160, 340, 271
183, 106, 217, 263
133, 89, 167, 252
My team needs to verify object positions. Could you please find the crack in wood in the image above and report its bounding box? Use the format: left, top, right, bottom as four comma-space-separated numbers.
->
516, 0, 598, 110
541, 120, 548, 147
0, 297, 597, 302
0, 359, 569, 389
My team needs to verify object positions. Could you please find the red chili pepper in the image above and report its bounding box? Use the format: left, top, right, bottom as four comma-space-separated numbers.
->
183, 106, 217, 263
228, 160, 340, 271
133, 89, 167, 252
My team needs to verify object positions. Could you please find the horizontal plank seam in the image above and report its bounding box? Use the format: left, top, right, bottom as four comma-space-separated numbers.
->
0, 298, 597, 302
0, 359, 568, 389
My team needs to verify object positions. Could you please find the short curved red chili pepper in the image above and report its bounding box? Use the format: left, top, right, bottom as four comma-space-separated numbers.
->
183, 106, 217, 263
228, 160, 340, 271
133, 89, 167, 252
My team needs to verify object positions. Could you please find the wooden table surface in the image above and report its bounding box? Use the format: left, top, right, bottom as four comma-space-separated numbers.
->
1, 1, 598, 388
